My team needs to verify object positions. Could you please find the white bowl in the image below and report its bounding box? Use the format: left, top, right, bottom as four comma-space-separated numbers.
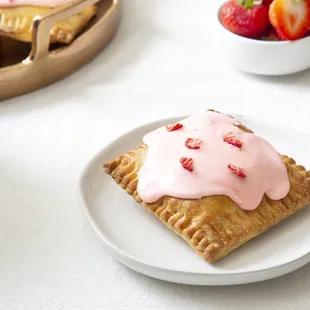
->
216, 4, 310, 76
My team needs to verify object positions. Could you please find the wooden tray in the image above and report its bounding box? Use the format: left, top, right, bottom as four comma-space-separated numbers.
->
0, 0, 120, 101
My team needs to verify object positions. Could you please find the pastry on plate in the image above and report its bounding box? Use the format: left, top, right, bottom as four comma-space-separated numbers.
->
0, 0, 97, 44
103, 110, 310, 263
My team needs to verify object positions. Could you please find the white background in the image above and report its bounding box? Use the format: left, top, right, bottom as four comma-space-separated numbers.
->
1, 0, 310, 309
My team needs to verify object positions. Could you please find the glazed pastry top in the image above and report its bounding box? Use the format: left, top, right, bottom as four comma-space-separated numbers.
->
137, 111, 290, 210
0, 0, 73, 7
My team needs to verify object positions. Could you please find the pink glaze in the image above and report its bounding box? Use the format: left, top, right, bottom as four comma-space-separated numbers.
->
137, 111, 290, 210
0, 0, 74, 7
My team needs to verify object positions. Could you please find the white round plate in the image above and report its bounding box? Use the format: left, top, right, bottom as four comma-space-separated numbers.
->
78, 114, 310, 286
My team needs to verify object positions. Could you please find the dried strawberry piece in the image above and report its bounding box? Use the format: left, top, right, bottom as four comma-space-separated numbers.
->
166, 122, 183, 132
180, 157, 193, 172
228, 164, 246, 178
223, 132, 242, 148
185, 138, 202, 149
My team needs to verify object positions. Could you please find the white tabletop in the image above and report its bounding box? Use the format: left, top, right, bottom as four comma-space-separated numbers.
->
1, 0, 310, 309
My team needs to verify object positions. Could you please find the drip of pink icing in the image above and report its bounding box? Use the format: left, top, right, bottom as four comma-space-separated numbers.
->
0, 0, 73, 7
137, 111, 290, 211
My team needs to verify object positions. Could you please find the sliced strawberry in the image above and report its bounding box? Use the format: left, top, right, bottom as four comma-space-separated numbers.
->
166, 122, 183, 132
180, 157, 194, 172
223, 132, 243, 148
185, 138, 202, 149
219, 0, 270, 39
228, 163, 246, 177
269, 0, 310, 40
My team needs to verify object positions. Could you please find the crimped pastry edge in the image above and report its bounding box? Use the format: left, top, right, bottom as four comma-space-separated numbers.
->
0, 5, 96, 44
103, 113, 310, 263
104, 145, 310, 263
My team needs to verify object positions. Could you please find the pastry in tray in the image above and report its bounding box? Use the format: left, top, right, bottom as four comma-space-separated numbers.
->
0, 0, 97, 44
103, 110, 310, 263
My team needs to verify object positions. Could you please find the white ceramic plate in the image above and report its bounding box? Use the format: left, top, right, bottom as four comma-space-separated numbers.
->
78, 114, 310, 286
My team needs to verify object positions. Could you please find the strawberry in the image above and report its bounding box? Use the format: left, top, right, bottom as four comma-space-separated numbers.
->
223, 132, 243, 148
262, 0, 273, 11
263, 0, 273, 5
228, 163, 246, 177
269, 0, 310, 40
219, 0, 270, 39
166, 122, 183, 132
260, 26, 280, 40
185, 138, 202, 149
180, 157, 194, 172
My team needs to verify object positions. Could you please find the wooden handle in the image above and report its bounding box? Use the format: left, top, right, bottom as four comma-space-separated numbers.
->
29, 0, 117, 60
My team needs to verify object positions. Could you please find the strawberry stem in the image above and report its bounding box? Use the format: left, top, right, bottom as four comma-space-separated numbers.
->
241, 0, 254, 7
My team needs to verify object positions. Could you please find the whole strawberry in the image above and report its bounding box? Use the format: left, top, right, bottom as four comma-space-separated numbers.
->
219, 0, 270, 39
262, 0, 273, 9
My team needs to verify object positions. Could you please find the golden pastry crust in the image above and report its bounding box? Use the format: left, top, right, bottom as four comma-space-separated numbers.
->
0, 5, 96, 44
103, 117, 310, 263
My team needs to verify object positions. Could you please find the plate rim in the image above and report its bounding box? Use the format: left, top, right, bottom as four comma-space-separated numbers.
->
77, 112, 310, 284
